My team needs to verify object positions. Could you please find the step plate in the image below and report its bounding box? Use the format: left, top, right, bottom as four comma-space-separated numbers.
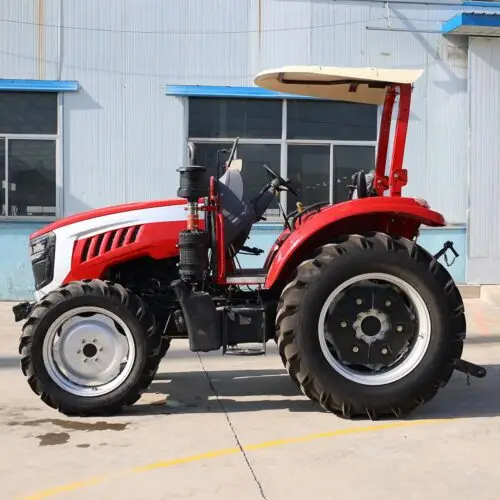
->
225, 275, 266, 284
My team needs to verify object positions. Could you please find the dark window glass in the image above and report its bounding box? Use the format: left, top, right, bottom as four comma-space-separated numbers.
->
8, 139, 56, 216
287, 100, 377, 141
0, 92, 57, 134
0, 140, 5, 215
287, 145, 330, 212
193, 142, 281, 217
334, 146, 376, 203
237, 144, 281, 216
192, 142, 233, 180
189, 98, 282, 139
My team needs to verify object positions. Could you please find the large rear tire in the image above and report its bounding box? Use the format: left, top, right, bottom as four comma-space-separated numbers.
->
276, 232, 465, 419
19, 279, 165, 417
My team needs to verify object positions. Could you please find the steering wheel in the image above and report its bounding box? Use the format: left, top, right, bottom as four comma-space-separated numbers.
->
262, 164, 298, 196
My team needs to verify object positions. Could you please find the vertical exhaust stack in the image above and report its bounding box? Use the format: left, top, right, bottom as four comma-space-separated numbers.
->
176, 165, 210, 284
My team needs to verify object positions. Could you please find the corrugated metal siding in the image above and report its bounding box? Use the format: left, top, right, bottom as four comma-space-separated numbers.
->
0, 0, 38, 78
0, 0, 469, 222
467, 37, 500, 284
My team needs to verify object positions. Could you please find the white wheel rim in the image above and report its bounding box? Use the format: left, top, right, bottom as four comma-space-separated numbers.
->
318, 272, 431, 386
42, 306, 136, 397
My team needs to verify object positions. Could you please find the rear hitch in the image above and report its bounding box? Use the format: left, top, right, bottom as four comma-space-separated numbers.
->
454, 359, 487, 381
434, 240, 459, 267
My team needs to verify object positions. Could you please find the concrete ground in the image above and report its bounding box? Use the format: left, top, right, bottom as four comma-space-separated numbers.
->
1, 299, 500, 500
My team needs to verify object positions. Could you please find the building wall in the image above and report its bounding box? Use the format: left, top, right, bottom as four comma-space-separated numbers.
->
0, 222, 45, 300
0, 0, 485, 299
0, 0, 472, 218
467, 36, 500, 284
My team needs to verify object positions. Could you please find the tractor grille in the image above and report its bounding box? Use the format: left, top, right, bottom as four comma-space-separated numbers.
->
80, 225, 142, 263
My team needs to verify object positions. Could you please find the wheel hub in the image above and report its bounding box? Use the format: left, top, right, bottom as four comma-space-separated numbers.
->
360, 315, 381, 336
82, 343, 98, 358
43, 306, 134, 397
353, 309, 390, 344
324, 282, 417, 370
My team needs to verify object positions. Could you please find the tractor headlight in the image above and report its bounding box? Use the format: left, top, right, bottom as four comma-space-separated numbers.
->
29, 232, 56, 290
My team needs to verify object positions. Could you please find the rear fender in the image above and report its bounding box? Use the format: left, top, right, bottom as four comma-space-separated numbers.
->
265, 197, 445, 290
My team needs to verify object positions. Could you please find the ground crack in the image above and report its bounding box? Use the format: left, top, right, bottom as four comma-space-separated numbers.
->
197, 353, 269, 500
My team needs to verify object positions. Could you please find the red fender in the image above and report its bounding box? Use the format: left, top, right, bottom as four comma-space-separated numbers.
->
264, 197, 445, 289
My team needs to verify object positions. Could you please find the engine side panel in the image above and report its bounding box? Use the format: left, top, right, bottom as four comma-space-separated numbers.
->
36, 204, 193, 299
264, 196, 446, 290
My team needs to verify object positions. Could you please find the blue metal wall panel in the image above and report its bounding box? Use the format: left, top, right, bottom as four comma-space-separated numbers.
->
0, 80, 78, 91
0, 222, 45, 301
241, 226, 466, 284
165, 85, 317, 99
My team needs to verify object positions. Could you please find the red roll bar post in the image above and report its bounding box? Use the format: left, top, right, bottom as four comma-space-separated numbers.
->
389, 83, 412, 197
373, 86, 396, 196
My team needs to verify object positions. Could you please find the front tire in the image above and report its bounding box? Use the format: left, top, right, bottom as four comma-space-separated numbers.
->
19, 279, 164, 417
276, 232, 465, 419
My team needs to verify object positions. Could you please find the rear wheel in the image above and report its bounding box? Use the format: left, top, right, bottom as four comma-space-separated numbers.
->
19, 279, 164, 416
276, 232, 465, 419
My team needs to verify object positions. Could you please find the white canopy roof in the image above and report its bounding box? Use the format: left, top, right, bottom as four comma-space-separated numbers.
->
254, 66, 423, 105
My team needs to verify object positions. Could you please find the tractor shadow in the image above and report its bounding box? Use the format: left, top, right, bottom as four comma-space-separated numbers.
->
130, 366, 321, 415
408, 363, 500, 421
127, 357, 500, 420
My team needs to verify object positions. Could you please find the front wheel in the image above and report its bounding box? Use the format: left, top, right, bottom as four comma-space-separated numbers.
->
19, 279, 164, 416
276, 232, 466, 419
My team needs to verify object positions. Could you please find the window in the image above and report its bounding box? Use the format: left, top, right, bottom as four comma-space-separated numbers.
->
189, 98, 282, 139
287, 100, 377, 141
188, 97, 377, 219
0, 92, 59, 218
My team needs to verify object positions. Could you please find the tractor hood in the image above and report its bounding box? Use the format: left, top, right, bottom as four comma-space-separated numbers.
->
30, 199, 187, 240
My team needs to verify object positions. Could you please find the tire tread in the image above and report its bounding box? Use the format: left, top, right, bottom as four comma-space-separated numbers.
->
276, 231, 465, 419
18, 279, 170, 417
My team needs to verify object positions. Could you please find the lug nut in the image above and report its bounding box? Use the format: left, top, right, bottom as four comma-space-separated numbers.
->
95, 358, 99, 362
82, 339, 86, 344
381, 348, 388, 355
396, 325, 403, 332
385, 300, 391, 307
93, 339, 97, 343
76, 349, 81, 354
83, 359, 87, 363
99, 347, 103, 351
340, 321, 347, 328
353, 346, 359, 353
356, 298, 363, 305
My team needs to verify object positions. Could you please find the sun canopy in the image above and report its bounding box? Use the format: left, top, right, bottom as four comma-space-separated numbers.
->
254, 66, 423, 105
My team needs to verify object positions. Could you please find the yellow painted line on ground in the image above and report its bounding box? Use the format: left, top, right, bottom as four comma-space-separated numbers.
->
22, 418, 448, 500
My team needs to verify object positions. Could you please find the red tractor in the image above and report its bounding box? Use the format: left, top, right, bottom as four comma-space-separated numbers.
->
13, 66, 486, 419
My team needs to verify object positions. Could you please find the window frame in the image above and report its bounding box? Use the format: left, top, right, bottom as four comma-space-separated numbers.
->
188, 98, 378, 218
0, 92, 63, 222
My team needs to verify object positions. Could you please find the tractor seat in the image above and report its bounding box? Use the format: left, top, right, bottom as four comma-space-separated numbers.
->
217, 168, 276, 255
217, 169, 257, 252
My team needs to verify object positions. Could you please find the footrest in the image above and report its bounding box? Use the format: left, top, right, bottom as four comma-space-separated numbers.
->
225, 346, 266, 356
225, 268, 267, 285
